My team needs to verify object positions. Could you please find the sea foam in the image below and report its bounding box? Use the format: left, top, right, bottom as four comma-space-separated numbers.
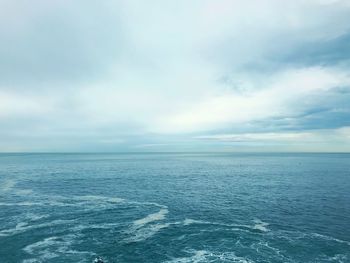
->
252, 219, 269, 232
133, 208, 169, 227
23, 234, 95, 262
165, 249, 255, 263
125, 223, 171, 243
0, 220, 75, 237
0, 179, 16, 193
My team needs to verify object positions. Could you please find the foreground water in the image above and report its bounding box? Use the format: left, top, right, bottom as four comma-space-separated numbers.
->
0, 153, 349, 263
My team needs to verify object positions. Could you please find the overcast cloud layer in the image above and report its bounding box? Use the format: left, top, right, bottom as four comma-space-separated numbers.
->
1, 0, 350, 152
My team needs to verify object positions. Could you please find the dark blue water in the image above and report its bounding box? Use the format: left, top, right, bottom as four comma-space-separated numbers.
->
0, 153, 349, 263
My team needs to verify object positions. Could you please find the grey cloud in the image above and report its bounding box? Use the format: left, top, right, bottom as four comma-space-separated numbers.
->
1, 0, 350, 152
0, 1, 124, 88
275, 32, 350, 69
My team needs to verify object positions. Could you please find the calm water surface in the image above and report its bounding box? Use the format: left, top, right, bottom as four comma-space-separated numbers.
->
0, 153, 349, 262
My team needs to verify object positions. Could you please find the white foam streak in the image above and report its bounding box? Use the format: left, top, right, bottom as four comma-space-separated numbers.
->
183, 219, 208, 226
252, 219, 269, 232
165, 250, 255, 263
125, 223, 171, 243
23, 234, 95, 262
124, 207, 170, 243
311, 233, 350, 246
0, 220, 75, 237
133, 208, 168, 227
0, 202, 43, 206
182, 218, 270, 233
0, 179, 16, 193
74, 195, 124, 203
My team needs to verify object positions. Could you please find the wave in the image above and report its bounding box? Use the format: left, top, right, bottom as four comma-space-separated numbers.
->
124, 223, 171, 243
24, 236, 62, 255
133, 208, 169, 227
1, 182, 174, 245
165, 250, 208, 263
0, 179, 33, 196
124, 216, 269, 244
73, 195, 124, 203
182, 218, 269, 233
249, 241, 294, 262
274, 229, 350, 247
124, 207, 171, 243
23, 234, 95, 263
71, 222, 122, 232
310, 233, 350, 246
0, 195, 123, 208
0, 201, 44, 206
183, 218, 208, 226
252, 219, 269, 232
320, 254, 348, 262
24, 213, 49, 221
0, 179, 16, 193
0, 220, 75, 237
164, 249, 255, 263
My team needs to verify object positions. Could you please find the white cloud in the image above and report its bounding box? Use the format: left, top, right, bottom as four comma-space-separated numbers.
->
155, 67, 350, 133
195, 127, 350, 152
0, 90, 56, 118
1, 0, 350, 151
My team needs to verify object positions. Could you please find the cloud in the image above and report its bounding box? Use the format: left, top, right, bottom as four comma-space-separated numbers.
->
155, 66, 350, 133
0, 0, 124, 87
195, 127, 350, 152
1, 0, 350, 151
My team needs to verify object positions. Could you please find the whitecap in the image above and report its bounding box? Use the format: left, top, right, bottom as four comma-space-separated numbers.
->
23, 234, 95, 263
252, 219, 269, 232
0, 179, 34, 196
327, 254, 348, 262
15, 189, 34, 195
181, 218, 265, 234
74, 195, 124, 203
133, 208, 168, 227
24, 213, 49, 221
249, 241, 292, 262
125, 223, 171, 243
0, 201, 44, 206
71, 222, 120, 231
124, 208, 170, 243
165, 250, 208, 263
164, 249, 255, 263
0, 179, 16, 193
310, 233, 350, 246
24, 236, 61, 255
0, 219, 75, 237
183, 219, 208, 226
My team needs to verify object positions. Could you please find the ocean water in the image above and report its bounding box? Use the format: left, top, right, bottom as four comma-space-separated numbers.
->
0, 153, 349, 263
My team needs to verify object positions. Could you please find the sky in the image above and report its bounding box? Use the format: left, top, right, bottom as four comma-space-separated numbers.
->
1, 0, 350, 152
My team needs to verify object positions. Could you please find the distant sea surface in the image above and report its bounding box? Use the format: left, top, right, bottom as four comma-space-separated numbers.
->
0, 153, 349, 263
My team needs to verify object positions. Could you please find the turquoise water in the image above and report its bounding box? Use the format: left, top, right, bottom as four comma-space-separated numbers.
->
0, 153, 349, 263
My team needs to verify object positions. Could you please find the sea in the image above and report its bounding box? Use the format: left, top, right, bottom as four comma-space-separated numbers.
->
0, 153, 349, 263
